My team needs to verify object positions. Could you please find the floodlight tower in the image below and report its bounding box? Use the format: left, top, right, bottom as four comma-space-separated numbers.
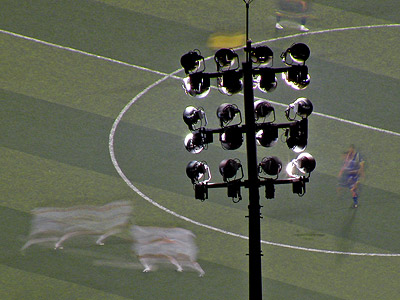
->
180, 1, 315, 299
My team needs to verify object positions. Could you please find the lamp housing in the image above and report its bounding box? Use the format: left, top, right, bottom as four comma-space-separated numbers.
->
282, 65, 310, 90
183, 106, 207, 131
214, 48, 239, 71
285, 98, 313, 121
256, 125, 278, 148
220, 126, 243, 150
254, 100, 275, 122
295, 152, 316, 174
258, 70, 277, 93
186, 160, 211, 184
184, 129, 213, 154
217, 103, 242, 127
286, 152, 316, 178
181, 50, 204, 74
219, 158, 243, 182
286, 119, 308, 153
182, 73, 211, 98
258, 156, 282, 177
250, 46, 273, 65
218, 70, 243, 95
281, 43, 310, 65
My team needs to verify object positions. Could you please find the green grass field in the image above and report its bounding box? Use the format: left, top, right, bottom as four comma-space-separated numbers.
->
1, 0, 399, 299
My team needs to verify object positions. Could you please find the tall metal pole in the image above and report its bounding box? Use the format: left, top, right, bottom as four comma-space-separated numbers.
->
243, 38, 263, 299
243, 1, 263, 298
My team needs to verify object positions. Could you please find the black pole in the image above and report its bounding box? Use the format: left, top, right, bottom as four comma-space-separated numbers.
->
243, 39, 263, 300
245, 2, 250, 42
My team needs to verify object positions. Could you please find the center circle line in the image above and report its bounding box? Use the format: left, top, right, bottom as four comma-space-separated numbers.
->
109, 24, 400, 257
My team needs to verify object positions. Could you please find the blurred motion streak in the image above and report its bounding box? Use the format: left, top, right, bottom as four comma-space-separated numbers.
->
21, 201, 132, 250
131, 226, 205, 277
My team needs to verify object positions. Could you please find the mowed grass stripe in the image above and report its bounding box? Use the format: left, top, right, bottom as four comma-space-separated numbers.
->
93, 0, 395, 42
0, 33, 163, 120
2, 0, 399, 299
313, 0, 400, 23
2, 32, 396, 253
1, 91, 396, 298
0, 204, 345, 300
133, 180, 400, 255
0, 145, 134, 212
0, 265, 131, 300
0, 0, 211, 73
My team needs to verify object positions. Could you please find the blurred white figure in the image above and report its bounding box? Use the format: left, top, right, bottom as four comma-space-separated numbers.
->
21, 201, 132, 250
131, 226, 205, 277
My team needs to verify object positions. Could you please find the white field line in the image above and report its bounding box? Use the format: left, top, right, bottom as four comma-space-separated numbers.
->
4, 26, 400, 256
0, 29, 168, 77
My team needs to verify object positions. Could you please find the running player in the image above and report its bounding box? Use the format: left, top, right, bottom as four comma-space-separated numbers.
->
337, 145, 365, 208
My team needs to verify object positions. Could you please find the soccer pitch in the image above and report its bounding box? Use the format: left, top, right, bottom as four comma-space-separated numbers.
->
0, 0, 399, 299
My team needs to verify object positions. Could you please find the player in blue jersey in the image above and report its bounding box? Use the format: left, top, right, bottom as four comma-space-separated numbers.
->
337, 145, 365, 208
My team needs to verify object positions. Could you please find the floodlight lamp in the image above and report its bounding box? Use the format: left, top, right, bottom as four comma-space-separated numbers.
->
285, 98, 313, 121
182, 73, 211, 98
219, 158, 243, 182
296, 152, 316, 174
214, 48, 239, 71
186, 160, 211, 184
217, 103, 242, 127
256, 125, 278, 147
184, 132, 204, 154
183, 106, 207, 131
282, 66, 310, 90
220, 126, 243, 150
218, 71, 243, 95
286, 119, 308, 153
184, 130, 213, 154
180, 50, 204, 74
286, 152, 316, 178
257, 70, 277, 93
258, 156, 282, 178
254, 100, 275, 122
281, 43, 310, 65
250, 46, 273, 65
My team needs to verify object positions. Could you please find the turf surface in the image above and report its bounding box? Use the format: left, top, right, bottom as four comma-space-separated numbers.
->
1, 0, 399, 299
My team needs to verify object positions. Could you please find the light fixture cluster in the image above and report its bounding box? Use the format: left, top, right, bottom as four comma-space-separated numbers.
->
184, 97, 313, 154
181, 43, 311, 99
181, 43, 316, 201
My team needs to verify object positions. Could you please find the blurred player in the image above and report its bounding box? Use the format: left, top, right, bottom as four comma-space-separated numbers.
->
337, 145, 365, 208
275, 0, 312, 32
131, 226, 205, 277
21, 201, 132, 250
